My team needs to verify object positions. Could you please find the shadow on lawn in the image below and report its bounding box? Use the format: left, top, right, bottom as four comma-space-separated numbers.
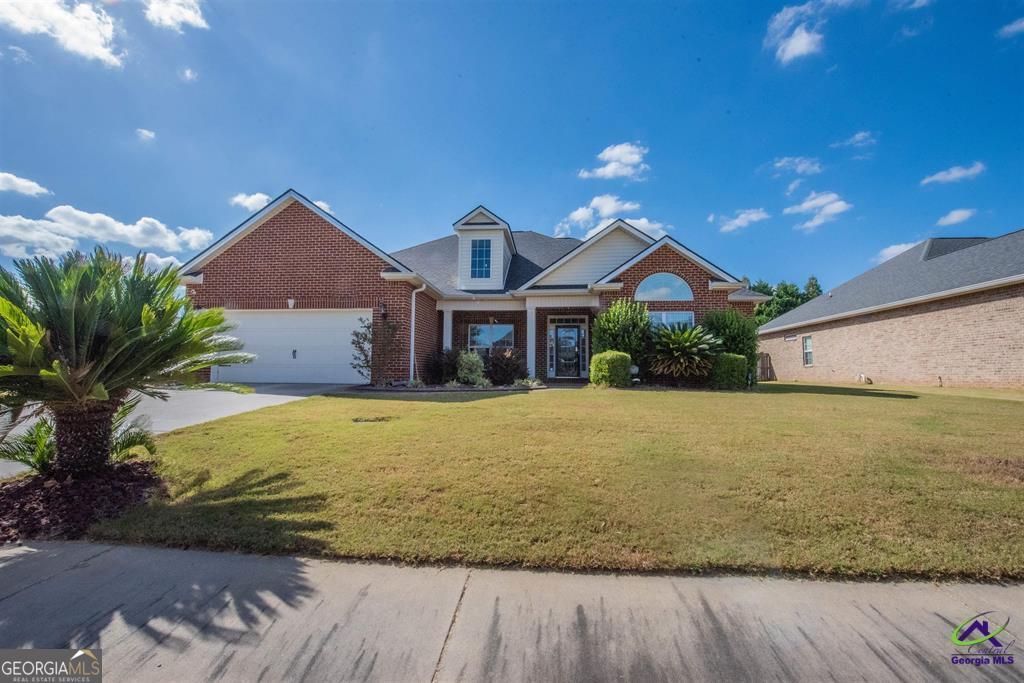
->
323, 389, 527, 404
1, 468, 327, 655
758, 383, 919, 399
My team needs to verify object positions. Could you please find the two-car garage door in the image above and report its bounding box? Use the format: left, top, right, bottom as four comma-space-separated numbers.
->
211, 310, 371, 385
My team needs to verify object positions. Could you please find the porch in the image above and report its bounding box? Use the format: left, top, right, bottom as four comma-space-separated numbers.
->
439, 298, 598, 380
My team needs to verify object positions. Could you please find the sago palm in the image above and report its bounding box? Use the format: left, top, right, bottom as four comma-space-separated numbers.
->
649, 324, 722, 379
0, 249, 252, 475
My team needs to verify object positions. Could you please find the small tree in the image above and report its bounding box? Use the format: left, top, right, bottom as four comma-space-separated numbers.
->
592, 300, 652, 372
351, 316, 400, 386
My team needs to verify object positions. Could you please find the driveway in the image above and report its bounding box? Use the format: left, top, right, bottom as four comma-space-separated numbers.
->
0, 384, 347, 478
0, 541, 1019, 682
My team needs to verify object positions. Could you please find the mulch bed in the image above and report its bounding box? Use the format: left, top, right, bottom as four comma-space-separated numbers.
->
0, 461, 165, 544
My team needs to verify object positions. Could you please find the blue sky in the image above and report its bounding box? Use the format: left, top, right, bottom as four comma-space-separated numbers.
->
1, 0, 1022, 289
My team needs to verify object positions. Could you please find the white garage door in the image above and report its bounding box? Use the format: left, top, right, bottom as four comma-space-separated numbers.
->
212, 310, 371, 384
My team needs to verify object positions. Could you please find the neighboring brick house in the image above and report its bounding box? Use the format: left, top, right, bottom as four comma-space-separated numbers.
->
180, 189, 766, 384
758, 230, 1024, 387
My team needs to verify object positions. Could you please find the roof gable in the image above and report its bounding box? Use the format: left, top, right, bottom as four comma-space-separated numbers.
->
180, 189, 408, 275
517, 220, 655, 290
597, 235, 740, 285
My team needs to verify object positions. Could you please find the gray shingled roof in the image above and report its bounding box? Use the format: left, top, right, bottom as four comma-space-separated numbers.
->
390, 231, 582, 297
759, 229, 1024, 333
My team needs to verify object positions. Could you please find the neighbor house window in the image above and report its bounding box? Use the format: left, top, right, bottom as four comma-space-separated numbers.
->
468, 323, 514, 354
470, 239, 491, 278
649, 311, 695, 329
802, 335, 813, 366
635, 272, 693, 301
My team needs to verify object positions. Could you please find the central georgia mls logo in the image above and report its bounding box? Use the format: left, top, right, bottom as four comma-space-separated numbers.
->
950, 611, 1016, 667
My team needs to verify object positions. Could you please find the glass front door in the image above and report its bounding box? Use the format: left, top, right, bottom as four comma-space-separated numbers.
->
555, 325, 580, 377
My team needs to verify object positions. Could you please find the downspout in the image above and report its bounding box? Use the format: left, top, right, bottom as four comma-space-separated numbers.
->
409, 282, 428, 383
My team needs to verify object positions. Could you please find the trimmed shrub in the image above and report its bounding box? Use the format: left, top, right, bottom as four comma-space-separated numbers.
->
590, 350, 632, 387
701, 309, 758, 383
485, 348, 527, 386
456, 350, 487, 385
709, 353, 748, 390
423, 349, 460, 385
649, 325, 722, 380
592, 300, 652, 372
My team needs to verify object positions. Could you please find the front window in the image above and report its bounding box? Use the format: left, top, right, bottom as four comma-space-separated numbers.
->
470, 239, 491, 279
635, 272, 693, 301
649, 311, 695, 329
468, 322, 513, 354
802, 335, 813, 366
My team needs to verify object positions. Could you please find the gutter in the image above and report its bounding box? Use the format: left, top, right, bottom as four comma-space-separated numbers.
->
408, 282, 428, 382
758, 273, 1024, 335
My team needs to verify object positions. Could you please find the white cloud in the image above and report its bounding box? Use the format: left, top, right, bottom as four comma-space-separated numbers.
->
585, 217, 669, 240
588, 194, 640, 218
554, 194, 643, 236
0, 171, 51, 196
229, 192, 272, 212
783, 190, 853, 232
718, 208, 771, 234
920, 161, 985, 186
831, 130, 876, 148
873, 242, 918, 263
0, 205, 213, 259
179, 67, 198, 82
0, 215, 77, 258
144, 0, 208, 33
0, 0, 122, 67
313, 200, 332, 213
786, 179, 804, 196
773, 156, 823, 175
776, 24, 824, 64
936, 208, 976, 226
891, 0, 931, 9
997, 17, 1024, 38
578, 142, 650, 180
6, 45, 31, 62
706, 213, 715, 223
124, 252, 182, 271
136, 128, 156, 142
764, 1, 858, 65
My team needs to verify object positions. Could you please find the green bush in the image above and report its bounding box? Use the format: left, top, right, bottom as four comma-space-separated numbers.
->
649, 325, 722, 380
702, 309, 758, 383
423, 349, 460, 384
592, 300, 652, 371
456, 350, 487, 385
709, 353, 748, 390
590, 350, 632, 387
485, 348, 527, 385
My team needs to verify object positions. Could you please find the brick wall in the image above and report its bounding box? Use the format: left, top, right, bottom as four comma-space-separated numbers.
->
186, 199, 414, 383
413, 290, 438, 381
597, 244, 750, 322
758, 283, 1024, 387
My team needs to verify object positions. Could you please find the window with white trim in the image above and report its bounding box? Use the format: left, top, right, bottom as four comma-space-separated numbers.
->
635, 273, 694, 301
648, 311, 695, 329
802, 335, 813, 366
468, 323, 513, 354
470, 239, 491, 279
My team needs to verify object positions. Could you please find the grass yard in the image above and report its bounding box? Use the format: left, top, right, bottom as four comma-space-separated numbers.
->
92, 383, 1024, 579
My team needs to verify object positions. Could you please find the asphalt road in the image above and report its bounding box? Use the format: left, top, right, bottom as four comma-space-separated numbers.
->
0, 541, 1019, 682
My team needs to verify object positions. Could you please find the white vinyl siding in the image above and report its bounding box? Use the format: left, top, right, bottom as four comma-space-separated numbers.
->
457, 229, 506, 290
535, 229, 647, 286
211, 310, 370, 384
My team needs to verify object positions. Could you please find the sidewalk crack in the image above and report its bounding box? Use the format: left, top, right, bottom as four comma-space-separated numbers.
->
431, 569, 471, 683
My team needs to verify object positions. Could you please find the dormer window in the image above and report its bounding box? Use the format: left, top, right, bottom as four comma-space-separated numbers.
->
471, 239, 491, 279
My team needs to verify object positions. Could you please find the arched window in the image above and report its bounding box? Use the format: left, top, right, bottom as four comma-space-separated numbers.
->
635, 273, 693, 301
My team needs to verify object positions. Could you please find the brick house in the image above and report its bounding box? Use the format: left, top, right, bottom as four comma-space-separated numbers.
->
181, 190, 766, 384
758, 230, 1024, 387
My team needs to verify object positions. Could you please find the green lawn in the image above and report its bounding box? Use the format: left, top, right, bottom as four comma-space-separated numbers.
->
92, 383, 1024, 579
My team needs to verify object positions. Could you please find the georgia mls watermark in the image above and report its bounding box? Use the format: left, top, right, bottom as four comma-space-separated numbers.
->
0, 648, 102, 683
950, 611, 1016, 668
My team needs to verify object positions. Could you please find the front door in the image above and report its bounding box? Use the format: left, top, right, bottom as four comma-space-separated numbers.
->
555, 325, 580, 377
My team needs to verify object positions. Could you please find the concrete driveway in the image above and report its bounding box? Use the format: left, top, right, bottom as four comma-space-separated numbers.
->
0, 541, 1019, 682
0, 384, 347, 478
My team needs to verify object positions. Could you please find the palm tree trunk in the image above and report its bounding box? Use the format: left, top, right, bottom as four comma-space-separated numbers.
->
50, 400, 122, 476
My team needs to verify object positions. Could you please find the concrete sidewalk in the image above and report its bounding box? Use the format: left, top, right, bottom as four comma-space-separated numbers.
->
0, 542, 1019, 682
